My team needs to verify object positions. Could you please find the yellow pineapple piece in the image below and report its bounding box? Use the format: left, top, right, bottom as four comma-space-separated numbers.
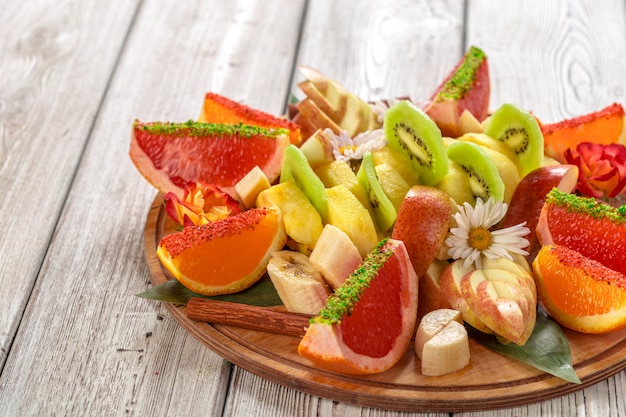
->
325, 185, 378, 257
315, 160, 373, 215
374, 163, 411, 212
256, 181, 324, 254
371, 146, 419, 186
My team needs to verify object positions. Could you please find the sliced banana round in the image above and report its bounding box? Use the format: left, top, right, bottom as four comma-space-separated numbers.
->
266, 251, 330, 315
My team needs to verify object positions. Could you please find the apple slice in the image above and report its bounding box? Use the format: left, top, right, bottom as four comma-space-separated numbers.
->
500, 164, 579, 260
438, 259, 493, 334
416, 259, 453, 319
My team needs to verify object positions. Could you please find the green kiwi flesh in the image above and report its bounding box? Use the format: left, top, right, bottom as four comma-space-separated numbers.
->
483, 103, 544, 177
356, 152, 397, 232
446, 141, 505, 202
384, 100, 449, 186
280, 144, 329, 221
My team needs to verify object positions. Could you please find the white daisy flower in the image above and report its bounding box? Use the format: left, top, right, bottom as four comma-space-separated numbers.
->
445, 197, 530, 269
327, 128, 386, 163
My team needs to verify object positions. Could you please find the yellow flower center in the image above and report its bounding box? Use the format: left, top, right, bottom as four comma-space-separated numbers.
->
468, 227, 492, 251
339, 145, 357, 154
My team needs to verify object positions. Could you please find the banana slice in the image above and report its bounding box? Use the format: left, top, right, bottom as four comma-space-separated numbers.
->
309, 224, 362, 289
415, 309, 470, 376
266, 251, 330, 315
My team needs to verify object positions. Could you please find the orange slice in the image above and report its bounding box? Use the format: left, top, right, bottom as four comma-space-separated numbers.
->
541, 102, 626, 163
532, 244, 626, 334
157, 206, 287, 295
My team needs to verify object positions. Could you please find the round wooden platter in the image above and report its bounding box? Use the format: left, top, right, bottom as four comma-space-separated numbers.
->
143, 194, 626, 413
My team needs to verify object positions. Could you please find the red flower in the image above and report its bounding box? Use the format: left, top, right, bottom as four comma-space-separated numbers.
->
164, 183, 241, 227
564, 142, 626, 199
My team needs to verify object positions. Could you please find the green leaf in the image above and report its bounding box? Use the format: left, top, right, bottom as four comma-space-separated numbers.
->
466, 308, 581, 384
136, 274, 283, 307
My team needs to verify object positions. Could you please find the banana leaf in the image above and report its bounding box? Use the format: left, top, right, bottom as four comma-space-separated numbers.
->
136, 274, 283, 307
466, 308, 581, 384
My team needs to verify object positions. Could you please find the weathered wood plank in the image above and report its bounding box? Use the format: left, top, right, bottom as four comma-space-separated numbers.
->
0, 0, 305, 416
455, 0, 626, 416
0, 0, 142, 370
223, 0, 464, 415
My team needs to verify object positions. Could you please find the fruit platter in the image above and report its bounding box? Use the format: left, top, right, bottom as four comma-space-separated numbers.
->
132, 46, 626, 412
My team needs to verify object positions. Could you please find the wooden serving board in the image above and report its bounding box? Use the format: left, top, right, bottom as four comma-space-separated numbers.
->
143, 194, 626, 412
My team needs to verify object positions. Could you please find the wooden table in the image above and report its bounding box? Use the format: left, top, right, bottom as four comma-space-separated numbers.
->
1, 0, 625, 415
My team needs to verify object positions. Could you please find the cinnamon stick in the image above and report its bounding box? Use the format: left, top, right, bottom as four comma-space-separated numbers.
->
186, 298, 311, 337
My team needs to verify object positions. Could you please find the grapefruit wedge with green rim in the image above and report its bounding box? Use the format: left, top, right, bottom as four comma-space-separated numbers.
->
298, 238, 418, 375
533, 244, 626, 334
130, 120, 289, 197
157, 206, 287, 296
536, 188, 626, 275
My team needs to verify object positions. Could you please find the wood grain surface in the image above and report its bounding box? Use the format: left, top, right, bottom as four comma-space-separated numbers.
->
1, 0, 625, 416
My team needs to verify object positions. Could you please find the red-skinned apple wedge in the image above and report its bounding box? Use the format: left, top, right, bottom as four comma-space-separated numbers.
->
416, 259, 453, 319
500, 164, 579, 260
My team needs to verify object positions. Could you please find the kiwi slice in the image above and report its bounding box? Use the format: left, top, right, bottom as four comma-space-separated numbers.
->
383, 100, 449, 186
280, 144, 329, 222
446, 141, 505, 202
483, 103, 544, 177
356, 152, 397, 232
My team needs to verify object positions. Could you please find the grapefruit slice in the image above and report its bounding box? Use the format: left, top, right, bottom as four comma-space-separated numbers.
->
532, 244, 626, 334
536, 188, 626, 275
541, 102, 626, 163
156, 206, 287, 295
130, 120, 289, 197
199, 92, 302, 146
424, 45, 490, 137
297, 238, 418, 375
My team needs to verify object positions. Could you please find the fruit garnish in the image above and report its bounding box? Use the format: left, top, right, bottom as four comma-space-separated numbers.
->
297, 238, 417, 375
280, 144, 329, 222
500, 164, 579, 259
415, 309, 470, 376
164, 182, 241, 227
198, 92, 302, 146
532, 244, 626, 334
356, 152, 398, 231
156, 206, 287, 296
445, 197, 530, 269
295, 66, 381, 138
424, 45, 490, 137
541, 102, 626, 163
445, 140, 506, 203
483, 103, 545, 177
256, 180, 324, 254
564, 142, 626, 199
536, 188, 626, 275
325, 184, 379, 257
383, 100, 449, 186
130, 120, 289, 197
266, 250, 330, 315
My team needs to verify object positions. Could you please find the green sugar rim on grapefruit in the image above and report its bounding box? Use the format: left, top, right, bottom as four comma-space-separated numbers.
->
314, 238, 393, 325
546, 188, 626, 223
436, 46, 486, 101
135, 120, 288, 138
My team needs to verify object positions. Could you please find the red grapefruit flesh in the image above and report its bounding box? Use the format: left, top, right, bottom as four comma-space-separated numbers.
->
424, 46, 490, 137
536, 188, 626, 275
541, 102, 626, 163
199, 92, 302, 146
297, 238, 418, 375
130, 121, 289, 197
